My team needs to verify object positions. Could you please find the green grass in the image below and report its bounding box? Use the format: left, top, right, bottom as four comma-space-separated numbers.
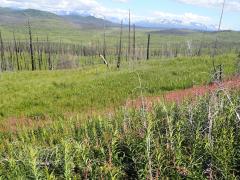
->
0, 54, 237, 121
1, 17, 240, 46
1, 28, 240, 55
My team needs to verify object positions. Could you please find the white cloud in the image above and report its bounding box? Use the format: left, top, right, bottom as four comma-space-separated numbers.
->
177, 0, 240, 11
113, 0, 129, 3
0, 0, 102, 14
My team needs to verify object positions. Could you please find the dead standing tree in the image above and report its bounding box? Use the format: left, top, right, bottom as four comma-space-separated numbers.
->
0, 31, 5, 71
28, 20, 35, 71
46, 36, 52, 70
128, 9, 131, 62
211, 0, 226, 82
13, 32, 20, 71
147, 34, 151, 60
103, 17, 107, 59
36, 37, 42, 70
132, 24, 136, 60
117, 20, 123, 69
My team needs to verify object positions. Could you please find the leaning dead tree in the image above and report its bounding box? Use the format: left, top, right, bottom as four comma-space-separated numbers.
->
99, 17, 109, 68
100, 54, 108, 67
117, 20, 123, 69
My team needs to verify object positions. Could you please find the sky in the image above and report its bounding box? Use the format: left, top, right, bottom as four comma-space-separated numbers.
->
0, 0, 240, 30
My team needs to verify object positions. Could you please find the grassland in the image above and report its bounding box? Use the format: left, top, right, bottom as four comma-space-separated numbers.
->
0, 54, 237, 122
2, 23, 240, 46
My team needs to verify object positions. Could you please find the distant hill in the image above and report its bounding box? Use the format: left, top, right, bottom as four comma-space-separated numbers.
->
0, 7, 60, 25
0, 7, 115, 29
62, 15, 118, 29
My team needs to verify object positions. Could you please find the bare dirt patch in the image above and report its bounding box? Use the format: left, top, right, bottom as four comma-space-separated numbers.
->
126, 76, 240, 110
0, 117, 51, 132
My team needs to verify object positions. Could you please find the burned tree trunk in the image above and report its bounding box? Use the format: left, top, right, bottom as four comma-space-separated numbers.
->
13, 32, 20, 71
117, 20, 123, 69
46, 36, 52, 70
103, 17, 107, 59
28, 20, 35, 71
8, 45, 13, 70
147, 34, 151, 60
132, 24, 136, 60
0, 31, 5, 71
128, 9, 131, 61
36, 37, 42, 70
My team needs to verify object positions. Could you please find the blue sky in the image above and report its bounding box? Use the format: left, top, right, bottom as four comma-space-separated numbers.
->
0, 0, 239, 30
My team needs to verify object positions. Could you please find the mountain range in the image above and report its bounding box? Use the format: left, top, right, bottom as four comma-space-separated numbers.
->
0, 7, 216, 31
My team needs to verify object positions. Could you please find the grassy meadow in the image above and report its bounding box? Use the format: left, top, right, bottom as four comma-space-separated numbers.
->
2, 20, 240, 45
0, 54, 237, 122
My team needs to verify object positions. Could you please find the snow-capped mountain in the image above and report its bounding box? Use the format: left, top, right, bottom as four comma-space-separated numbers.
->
132, 19, 216, 31
51, 9, 217, 31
